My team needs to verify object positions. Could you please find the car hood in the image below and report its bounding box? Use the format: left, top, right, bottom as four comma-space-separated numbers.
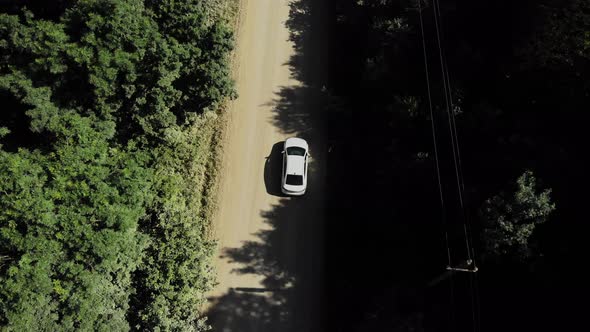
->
284, 137, 308, 150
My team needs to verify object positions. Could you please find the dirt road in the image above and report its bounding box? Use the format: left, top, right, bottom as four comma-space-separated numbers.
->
206, 0, 326, 330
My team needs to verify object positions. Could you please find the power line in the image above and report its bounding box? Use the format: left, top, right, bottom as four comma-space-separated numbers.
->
426, 1, 481, 332
417, 0, 452, 269
431, 2, 481, 332
433, 0, 478, 266
417, 2, 458, 330
433, 0, 465, 194
431, 0, 473, 263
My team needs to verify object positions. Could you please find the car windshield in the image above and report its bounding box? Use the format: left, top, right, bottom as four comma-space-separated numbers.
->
286, 146, 306, 156
286, 174, 303, 185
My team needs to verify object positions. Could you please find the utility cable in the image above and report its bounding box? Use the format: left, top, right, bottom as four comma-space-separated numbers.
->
431, 0, 473, 263
417, 0, 452, 268
431, 2, 482, 332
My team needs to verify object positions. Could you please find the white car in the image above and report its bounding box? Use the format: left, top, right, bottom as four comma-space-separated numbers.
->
281, 137, 309, 196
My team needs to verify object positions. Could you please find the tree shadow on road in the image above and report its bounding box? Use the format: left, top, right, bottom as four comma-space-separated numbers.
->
207, 193, 324, 331
206, 288, 290, 331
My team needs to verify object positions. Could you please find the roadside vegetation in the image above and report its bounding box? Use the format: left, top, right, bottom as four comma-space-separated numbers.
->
0, 0, 237, 330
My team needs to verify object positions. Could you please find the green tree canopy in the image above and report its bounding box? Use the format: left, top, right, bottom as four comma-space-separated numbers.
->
520, 0, 590, 68
1, 0, 235, 330
480, 170, 556, 260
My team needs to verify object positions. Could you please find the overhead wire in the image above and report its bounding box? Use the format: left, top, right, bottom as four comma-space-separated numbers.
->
431, 0, 472, 263
431, 0, 478, 267
416, 0, 452, 269
416, 0, 456, 330
431, 1, 482, 331
428, 0, 482, 331
436, 0, 478, 267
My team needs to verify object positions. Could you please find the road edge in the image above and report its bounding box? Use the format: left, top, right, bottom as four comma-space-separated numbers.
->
207, 0, 249, 242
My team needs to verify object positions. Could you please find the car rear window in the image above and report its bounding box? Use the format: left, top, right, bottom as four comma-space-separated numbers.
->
286, 147, 305, 156
286, 174, 303, 185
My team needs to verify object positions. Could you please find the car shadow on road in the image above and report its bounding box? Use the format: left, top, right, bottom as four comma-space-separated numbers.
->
264, 142, 286, 197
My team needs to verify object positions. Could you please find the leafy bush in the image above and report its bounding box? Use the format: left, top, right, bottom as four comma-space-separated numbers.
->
480, 170, 556, 260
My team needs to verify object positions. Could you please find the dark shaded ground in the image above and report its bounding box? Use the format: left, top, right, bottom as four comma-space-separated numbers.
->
207, 188, 325, 331
321, 0, 590, 331
264, 142, 286, 197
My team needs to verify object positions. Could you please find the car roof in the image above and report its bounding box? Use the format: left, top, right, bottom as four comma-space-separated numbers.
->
286, 155, 305, 175
284, 137, 308, 150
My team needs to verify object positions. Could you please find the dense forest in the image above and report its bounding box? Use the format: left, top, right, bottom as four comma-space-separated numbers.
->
319, 0, 589, 331
0, 0, 236, 330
